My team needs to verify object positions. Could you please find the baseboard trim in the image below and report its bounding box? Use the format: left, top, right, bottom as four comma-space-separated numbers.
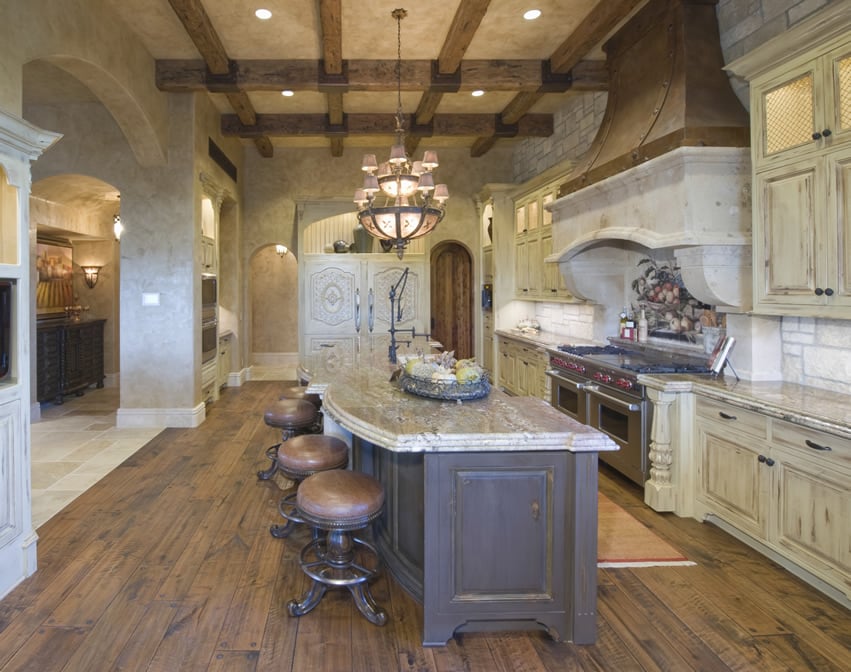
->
116, 403, 206, 428
227, 368, 248, 387
250, 352, 299, 367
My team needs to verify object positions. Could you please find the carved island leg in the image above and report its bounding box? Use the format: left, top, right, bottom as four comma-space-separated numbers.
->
644, 387, 694, 516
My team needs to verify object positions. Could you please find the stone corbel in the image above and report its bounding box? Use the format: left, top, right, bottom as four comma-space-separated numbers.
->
642, 380, 697, 518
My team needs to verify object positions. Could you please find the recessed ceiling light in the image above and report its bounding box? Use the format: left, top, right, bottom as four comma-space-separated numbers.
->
255, 8, 272, 20
471, 90, 485, 97
281, 90, 294, 97
523, 9, 542, 21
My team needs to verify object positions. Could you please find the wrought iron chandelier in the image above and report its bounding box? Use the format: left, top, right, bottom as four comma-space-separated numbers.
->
353, 8, 449, 259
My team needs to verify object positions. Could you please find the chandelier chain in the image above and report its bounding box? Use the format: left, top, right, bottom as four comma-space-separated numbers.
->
392, 8, 407, 133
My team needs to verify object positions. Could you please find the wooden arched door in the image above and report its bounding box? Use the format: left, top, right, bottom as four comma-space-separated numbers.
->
430, 242, 473, 359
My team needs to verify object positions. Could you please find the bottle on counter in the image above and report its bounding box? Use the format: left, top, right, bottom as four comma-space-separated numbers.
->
619, 307, 628, 338
638, 309, 648, 343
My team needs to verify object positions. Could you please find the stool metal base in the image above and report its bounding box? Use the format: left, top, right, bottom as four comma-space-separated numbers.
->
269, 490, 313, 539
287, 531, 387, 626
257, 444, 282, 480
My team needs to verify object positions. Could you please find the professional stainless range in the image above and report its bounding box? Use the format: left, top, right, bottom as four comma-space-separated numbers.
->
547, 344, 712, 485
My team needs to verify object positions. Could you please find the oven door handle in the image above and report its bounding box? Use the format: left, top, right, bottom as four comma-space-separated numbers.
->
583, 384, 641, 412
545, 369, 586, 392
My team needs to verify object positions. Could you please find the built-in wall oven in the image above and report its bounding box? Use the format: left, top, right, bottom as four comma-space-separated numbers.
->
201, 275, 217, 364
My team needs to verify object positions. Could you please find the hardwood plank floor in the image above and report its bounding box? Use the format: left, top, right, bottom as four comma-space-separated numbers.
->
2, 381, 849, 671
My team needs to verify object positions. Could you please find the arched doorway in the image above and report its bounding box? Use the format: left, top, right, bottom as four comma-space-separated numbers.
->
429, 242, 473, 359
248, 244, 299, 374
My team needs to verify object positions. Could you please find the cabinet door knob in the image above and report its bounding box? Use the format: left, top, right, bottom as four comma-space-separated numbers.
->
758, 454, 766, 463
815, 287, 824, 296
824, 287, 834, 296
812, 131, 822, 140
822, 128, 832, 137
765, 457, 775, 467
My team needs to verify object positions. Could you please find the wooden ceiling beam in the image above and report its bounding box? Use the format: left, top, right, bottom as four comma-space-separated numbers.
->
221, 113, 553, 138
167, 0, 273, 156
437, 0, 492, 74
157, 58, 588, 92
166, 0, 230, 74
319, 0, 343, 75
550, 0, 644, 73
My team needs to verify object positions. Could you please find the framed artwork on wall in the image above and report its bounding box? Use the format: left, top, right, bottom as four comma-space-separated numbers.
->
36, 239, 74, 317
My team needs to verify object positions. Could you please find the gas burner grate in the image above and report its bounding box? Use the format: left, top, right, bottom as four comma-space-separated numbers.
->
619, 362, 713, 374
557, 345, 629, 356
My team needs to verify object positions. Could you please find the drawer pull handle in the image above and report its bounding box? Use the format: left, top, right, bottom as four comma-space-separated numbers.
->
805, 439, 832, 452
718, 411, 737, 420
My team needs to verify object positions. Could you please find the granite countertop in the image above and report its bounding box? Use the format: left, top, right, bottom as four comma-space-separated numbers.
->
495, 328, 597, 353
640, 373, 851, 441
303, 335, 618, 455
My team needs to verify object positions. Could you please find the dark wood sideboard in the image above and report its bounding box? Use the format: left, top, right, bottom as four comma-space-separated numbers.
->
36, 319, 105, 404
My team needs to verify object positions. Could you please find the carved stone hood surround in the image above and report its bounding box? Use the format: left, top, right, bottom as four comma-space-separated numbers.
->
547, 0, 753, 332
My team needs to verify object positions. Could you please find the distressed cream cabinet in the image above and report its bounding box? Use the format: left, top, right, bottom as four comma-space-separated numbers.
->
513, 184, 572, 300
695, 396, 851, 600
301, 256, 426, 357
729, 10, 851, 316
496, 334, 548, 400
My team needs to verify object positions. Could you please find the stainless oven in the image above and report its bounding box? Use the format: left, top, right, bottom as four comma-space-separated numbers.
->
547, 365, 650, 485
202, 317, 217, 364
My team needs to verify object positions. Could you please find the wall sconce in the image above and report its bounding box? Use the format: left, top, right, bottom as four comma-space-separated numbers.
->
275, 244, 288, 257
82, 266, 102, 289
113, 214, 123, 241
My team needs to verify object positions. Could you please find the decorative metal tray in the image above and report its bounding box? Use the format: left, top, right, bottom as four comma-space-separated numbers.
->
398, 371, 491, 401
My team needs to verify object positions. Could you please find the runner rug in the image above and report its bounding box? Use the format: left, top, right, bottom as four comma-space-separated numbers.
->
597, 492, 696, 567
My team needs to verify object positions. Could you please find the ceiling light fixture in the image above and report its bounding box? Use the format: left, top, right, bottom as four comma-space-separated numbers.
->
281, 90, 294, 97
353, 8, 449, 260
471, 89, 485, 97
255, 8, 272, 20
523, 9, 542, 20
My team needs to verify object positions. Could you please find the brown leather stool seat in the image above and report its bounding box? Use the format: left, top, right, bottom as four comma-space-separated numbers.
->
257, 399, 321, 480
269, 434, 348, 539
279, 385, 322, 409
287, 470, 387, 626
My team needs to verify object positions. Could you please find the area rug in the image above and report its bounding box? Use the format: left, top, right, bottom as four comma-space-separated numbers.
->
597, 493, 695, 568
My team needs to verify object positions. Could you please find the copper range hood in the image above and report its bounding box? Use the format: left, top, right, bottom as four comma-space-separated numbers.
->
547, 0, 755, 341
558, 0, 750, 197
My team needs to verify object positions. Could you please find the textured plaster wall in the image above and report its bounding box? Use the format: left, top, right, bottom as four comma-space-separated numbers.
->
0, 0, 169, 164
509, 0, 850, 392
242, 146, 514, 350
26, 96, 198, 411
250, 246, 299, 354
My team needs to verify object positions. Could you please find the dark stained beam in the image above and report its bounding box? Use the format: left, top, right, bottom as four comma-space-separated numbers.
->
167, 0, 273, 156
166, 0, 230, 74
320, 1, 345, 156
221, 113, 553, 138
467, 0, 629, 157
319, 0, 343, 75
157, 59, 561, 93
437, 0, 491, 74
550, 0, 644, 73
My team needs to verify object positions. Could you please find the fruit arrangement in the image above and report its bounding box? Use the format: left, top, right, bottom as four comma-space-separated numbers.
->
399, 351, 490, 400
403, 351, 484, 384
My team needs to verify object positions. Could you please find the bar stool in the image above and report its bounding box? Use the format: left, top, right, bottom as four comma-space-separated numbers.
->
279, 385, 322, 409
287, 469, 387, 626
270, 434, 348, 539
257, 399, 321, 480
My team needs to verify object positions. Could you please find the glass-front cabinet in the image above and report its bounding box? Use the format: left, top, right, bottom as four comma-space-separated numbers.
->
730, 11, 851, 317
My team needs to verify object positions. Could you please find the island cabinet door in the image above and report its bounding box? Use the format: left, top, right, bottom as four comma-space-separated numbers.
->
422, 450, 598, 646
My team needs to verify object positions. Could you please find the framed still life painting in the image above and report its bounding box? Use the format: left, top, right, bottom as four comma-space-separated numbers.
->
36, 240, 74, 317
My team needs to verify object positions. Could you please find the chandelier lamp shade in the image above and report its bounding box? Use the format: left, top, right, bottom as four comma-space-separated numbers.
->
354, 8, 449, 259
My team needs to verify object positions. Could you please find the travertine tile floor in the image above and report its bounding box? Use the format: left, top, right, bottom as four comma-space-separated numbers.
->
31, 365, 295, 528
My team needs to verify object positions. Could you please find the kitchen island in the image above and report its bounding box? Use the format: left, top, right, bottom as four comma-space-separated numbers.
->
300, 337, 618, 646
